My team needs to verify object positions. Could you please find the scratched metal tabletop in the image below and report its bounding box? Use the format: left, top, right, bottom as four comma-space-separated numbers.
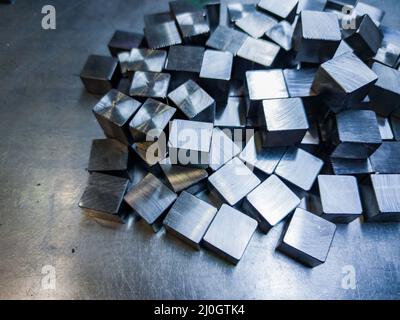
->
0, 0, 399, 300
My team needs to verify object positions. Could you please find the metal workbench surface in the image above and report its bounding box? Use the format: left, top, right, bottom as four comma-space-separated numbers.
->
0, 0, 399, 300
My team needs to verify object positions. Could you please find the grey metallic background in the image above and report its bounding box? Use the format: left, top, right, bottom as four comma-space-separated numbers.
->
0, 0, 399, 299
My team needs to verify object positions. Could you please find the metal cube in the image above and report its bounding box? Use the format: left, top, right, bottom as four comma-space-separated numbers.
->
368, 62, 400, 116
129, 71, 171, 99
297, 0, 327, 14
164, 191, 217, 249
209, 128, 241, 171
330, 158, 374, 176
235, 11, 278, 39
265, 20, 295, 51
87, 139, 129, 178
175, 11, 210, 44
283, 68, 317, 98
168, 119, 214, 168
131, 140, 167, 172
80, 55, 120, 95
293, 11, 341, 63
203, 204, 258, 264
165, 45, 204, 73
206, 25, 248, 56
108, 30, 144, 57
258, 0, 298, 23
312, 52, 378, 113
118, 48, 167, 76
93, 89, 142, 145
237, 37, 281, 68
370, 142, 400, 174
208, 157, 261, 206
243, 175, 300, 233
275, 147, 324, 191
377, 117, 394, 140
260, 98, 309, 147
129, 98, 176, 142
278, 208, 337, 267
227, 3, 256, 23
168, 80, 215, 123
124, 173, 177, 231
144, 21, 182, 49
215, 97, 246, 132
317, 175, 363, 223
79, 172, 129, 223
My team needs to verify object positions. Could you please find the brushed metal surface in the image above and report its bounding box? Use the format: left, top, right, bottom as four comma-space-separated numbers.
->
208, 157, 261, 206
227, 3, 256, 22
297, 0, 327, 13
243, 175, 300, 232
318, 175, 363, 223
237, 37, 281, 67
377, 116, 394, 140
164, 191, 217, 249
370, 142, 400, 174
144, 21, 182, 49
124, 173, 177, 227
144, 11, 174, 27
334, 40, 354, 58
108, 30, 144, 57
87, 139, 129, 174
283, 68, 317, 98
215, 97, 246, 129
278, 208, 337, 267
200, 49, 233, 81
391, 113, 400, 140
354, 2, 385, 27
129, 71, 171, 99
265, 20, 295, 51
203, 204, 257, 264
129, 98, 175, 142
209, 128, 241, 171
235, 11, 278, 38
206, 25, 248, 55
131, 140, 167, 168
159, 157, 208, 193
117, 48, 167, 74
275, 147, 324, 191
175, 11, 210, 39
258, 0, 298, 22
168, 80, 215, 122
330, 158, 374, 176
165, 45, 205, 73
246, 69, 288, 101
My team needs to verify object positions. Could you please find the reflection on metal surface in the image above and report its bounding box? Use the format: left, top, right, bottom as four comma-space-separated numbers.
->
129, 71, 171, 99
108, 30, 144, 57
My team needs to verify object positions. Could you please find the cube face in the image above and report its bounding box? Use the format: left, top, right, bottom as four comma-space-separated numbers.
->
203, 204, 258, 264
200, 50, 233, 81
175, 11, 210, 40
227, 3, 256, 22
168, 119, 214, 168
235, 11, 278, 39
88, 139, 129, 175
165, 45, 205, 73
80, 55, 120, 95
215, 97, 246, 129
206, 26, 249, 56
129, 71, 171, 99
93, 90, 142, 145
239, 133, 286, 175
243, 175, 300, 232
265, 20, 295, 51
279, 208, 337, 267
275, 147, 324, 191
118, 49, 167, 75
369, 62, 400, 116
237, 37, 281, 67
261, 98, 309, 147
293, 11, 341, 63
312, 53, 378, 113
108, 30, 144, 57
164, 191, 217, 248
377, 117, 394, 140
332, 110, 382, 159
209, 128, 241, 171
258, 0, 298, 22
246, 70, 288, 101
330, 158, 373, 176
79, 172, 129, 222
132, 140, 167, 168
168, 80, 215, 122
129, 98, 176, 142
370, 142, 400, 174
144, 21, 182, 49
124, 173, 177, 226
296, 0, 327, 14
208, 158, 261, 206
283, 68, 317, 98
318, 175, 362, 223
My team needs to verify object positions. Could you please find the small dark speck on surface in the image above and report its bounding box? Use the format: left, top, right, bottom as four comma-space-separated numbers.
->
36, 183, 41, 186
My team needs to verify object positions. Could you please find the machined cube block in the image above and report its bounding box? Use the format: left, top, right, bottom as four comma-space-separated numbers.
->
87, 139, 130, 178
209, 128, 241, 171
168, 119, 214, 168
265, 20, 295, 51
317, 175, 363, 223
237, 37, 281, 68
275, 147, 324, 191
293, 10, 341, 64
330, 158, 374, 176
175, 11, 210, 44
108, 30, 144, 57
131, 140, 167, 173
260, 98, 309, 147
278, 208, 337, 267
93, 90, 142, 145
235, 11, 278, 39
370, 142, 400, 174
168, 80, 215, 123
206, 25, 249, 56
296, 0, 327, 13
330, 110, 382, 159
144, 21, 182, 49
144, 11, 174, 27
300, 121, 320, 155
240, 133, 286, 176
258, 0, 298, 23
208, 158, 261, 206
118, 48, 167, 76
344, 15, 383, 60
311, 52, 378, 113
159, 157, 208, 193
215, 97, 246, 133
129, 71, 171, 99
243, 175, 300, 233
227, 3, 256, 23
129, 98, 176, 142
124, 173, 177, 231
377, 117, 394, 140
199, 49, 233, 103
79, 172, 130, 223
165, 45, 205, 73
203, 204, 258, 264
334, 40, 354, 58
361, 174, 400, 222
164, 191, 217, 249
80, 55, 120, 95
368, 62, 400, 116
283, 68, 318, 98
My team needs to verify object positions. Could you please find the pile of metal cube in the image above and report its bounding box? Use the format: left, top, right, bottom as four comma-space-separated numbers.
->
78, 0, 400, 267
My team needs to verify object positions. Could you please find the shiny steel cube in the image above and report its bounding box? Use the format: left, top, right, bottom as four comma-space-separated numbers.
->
370, 142, 400, 174
206, 25, 248, 56
118, 48, 167, 76
129, 71, 171, 99
144, 21, 182, 49
108, 30, 144, 57
258, 0, 298, 23
209, 128, 241, 171
131, 140, 167, 172
235, 11, 278, 39
330, 158, 374, 176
